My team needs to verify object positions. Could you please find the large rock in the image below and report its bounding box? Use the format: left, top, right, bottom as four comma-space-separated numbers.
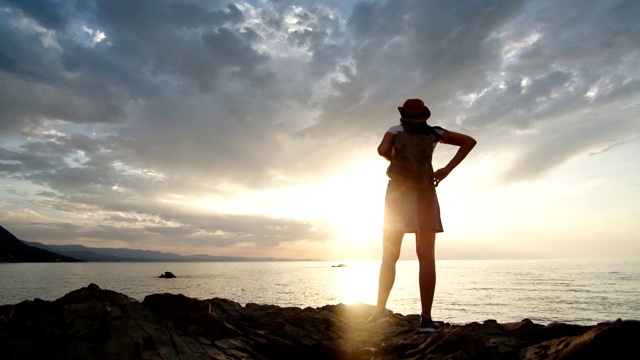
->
0, 284, 638, 359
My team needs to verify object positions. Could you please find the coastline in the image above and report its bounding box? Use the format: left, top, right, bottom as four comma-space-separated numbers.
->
1, 284, 638, 359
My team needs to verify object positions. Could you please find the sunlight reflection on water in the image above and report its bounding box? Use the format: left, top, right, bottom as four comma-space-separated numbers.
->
1, 259, 638, 325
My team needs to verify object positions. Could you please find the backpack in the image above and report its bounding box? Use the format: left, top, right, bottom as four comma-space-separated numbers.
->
386, 130, 436, 188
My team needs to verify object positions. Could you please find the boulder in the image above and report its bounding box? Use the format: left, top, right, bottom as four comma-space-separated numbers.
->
0, 284, 638, 359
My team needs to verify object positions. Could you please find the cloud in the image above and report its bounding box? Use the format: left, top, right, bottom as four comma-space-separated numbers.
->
3, 206, 333, 250
0, 0, 638, 257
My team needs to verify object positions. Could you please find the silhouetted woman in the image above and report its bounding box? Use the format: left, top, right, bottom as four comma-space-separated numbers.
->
369, 98, 476, 332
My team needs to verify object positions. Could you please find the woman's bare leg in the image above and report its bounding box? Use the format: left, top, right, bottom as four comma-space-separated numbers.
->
369, 230, 404, 321
416, 229, 436, 319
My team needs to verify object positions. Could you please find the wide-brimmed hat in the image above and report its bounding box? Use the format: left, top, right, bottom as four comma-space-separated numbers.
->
398, 98, 431, 121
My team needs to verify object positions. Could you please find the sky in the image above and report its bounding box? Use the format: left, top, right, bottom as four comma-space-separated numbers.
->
0, 0, 638, 261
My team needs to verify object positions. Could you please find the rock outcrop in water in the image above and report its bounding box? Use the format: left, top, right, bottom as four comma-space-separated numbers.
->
1, 284, 638, 359
158, 271, 177, 278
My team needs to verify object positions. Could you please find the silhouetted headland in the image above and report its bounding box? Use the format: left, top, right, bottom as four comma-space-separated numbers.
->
1, 284, 637, 359
0, 225, 83, 263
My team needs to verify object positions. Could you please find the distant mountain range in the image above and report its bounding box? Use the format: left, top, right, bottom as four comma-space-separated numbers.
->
1, 225, 298, 262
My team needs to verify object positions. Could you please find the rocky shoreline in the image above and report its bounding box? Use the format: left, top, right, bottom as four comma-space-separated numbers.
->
1, 284, 637, 359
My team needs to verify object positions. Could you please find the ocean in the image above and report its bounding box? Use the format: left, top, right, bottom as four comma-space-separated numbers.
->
1, 259, 638, 325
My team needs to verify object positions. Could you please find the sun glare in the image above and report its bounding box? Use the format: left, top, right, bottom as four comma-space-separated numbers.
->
332, 261, 379, 305
310, 161, 387, 247
189, 155, 388, 257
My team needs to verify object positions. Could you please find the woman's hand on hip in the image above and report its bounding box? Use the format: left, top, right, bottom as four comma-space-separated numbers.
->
433, 168, 451, 187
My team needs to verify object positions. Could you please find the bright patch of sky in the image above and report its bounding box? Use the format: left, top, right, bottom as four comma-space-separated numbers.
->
82, 26, 107, 46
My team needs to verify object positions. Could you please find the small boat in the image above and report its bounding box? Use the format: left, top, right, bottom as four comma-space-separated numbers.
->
332, 263, 348, 268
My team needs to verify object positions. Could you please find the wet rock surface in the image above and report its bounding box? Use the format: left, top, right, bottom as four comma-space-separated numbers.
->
1, 284, 637, 359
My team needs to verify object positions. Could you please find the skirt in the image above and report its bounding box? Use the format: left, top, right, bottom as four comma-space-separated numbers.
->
383, 180, 444, 233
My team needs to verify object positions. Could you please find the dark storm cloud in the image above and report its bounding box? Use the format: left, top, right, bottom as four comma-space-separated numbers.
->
0, 0, 249, 132
301, 0, 526, 137
90, 0, 252, 94
3, 0, 71, 30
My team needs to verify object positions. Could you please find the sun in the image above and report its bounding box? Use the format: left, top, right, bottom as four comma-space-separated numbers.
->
309, 160, 388, 247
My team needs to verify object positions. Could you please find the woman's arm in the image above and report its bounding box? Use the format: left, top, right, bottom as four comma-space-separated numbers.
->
377, 132, 395, 161
434, 131, 476, 186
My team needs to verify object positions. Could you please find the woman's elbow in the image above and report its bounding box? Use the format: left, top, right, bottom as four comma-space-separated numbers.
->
460, 135, 477, 149
377, 146, 386, 157
378, 146, 392, 160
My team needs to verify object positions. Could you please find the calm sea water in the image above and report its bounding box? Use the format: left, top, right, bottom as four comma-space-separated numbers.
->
1, 259, 638, 325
